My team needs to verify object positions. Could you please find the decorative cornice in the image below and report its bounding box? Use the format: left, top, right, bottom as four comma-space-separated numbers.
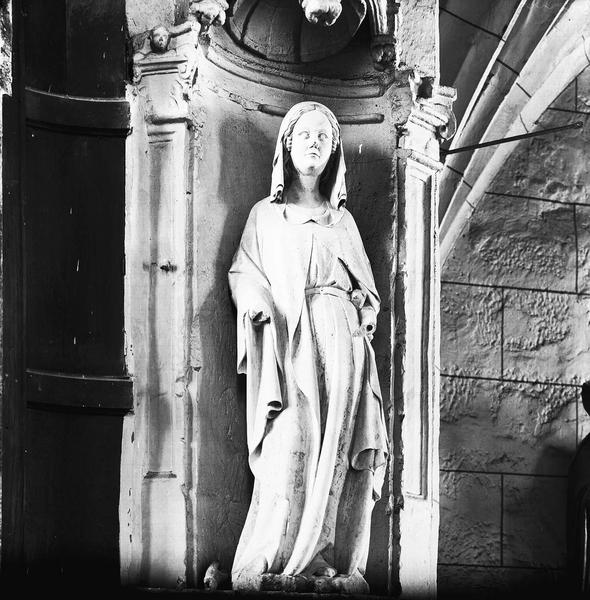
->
133, 24, 200, 123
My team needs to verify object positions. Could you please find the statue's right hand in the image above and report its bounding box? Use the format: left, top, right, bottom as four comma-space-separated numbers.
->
248, 307, 271, 326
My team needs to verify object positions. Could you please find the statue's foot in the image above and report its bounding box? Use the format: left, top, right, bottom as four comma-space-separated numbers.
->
305, 552, 337, 578
333, 569, 370, 595
231, 555, 268, 592
313, 565, 337, 577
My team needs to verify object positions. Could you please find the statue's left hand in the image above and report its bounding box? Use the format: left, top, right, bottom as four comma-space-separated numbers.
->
249, 307, 271, 326
357, 306, 376, 341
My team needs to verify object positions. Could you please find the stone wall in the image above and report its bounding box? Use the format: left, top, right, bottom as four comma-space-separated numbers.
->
0, 0, 11, 532
438, 67, 590, 597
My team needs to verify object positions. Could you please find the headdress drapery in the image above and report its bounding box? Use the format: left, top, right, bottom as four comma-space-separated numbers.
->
270, 101, 347, 210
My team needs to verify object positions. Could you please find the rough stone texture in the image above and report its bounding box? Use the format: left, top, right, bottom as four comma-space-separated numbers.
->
443, 196, 576, 292
126, 0, 176, 36
576, 205, 590, 294
503, 475, 567, 568
439, 471, 501, 566
440, 377, 578, 476
489, 66, 590, 205
440, 283, 502, 378
503, 290, 590, 385
440, 65, 590, 591
438, 564, 568, 600
0, 0, 10, 95
397, 0, 438, 76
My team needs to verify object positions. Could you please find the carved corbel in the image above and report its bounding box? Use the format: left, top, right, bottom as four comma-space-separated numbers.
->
131, 2, 228, 121
366, 0, 398, 71
299, 0, 343, 26
403, 71, 457, 166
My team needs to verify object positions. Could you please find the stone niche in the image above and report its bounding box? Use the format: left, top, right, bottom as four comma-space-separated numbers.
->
192, 25, 398, 597
122, 0, 450, 596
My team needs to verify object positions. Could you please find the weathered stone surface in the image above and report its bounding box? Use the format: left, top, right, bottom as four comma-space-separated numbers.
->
440, 283, 502, 378
438, 564, 567, 599
503, 290, 590, 384
440, 377, 578, 476
397, 0, 438, 76
126, 0, 176, 36
443, 196, 576, 292
0, 0, 10, 96
548, 78, 576, 111
576, 205, 590, 294
576, 64, 590, 111
503, 475, 567, 568
439, 471, 501, 566
489, 107, 590, 205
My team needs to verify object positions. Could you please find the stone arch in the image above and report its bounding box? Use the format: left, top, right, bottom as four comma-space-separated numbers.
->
440, 0, 590, 261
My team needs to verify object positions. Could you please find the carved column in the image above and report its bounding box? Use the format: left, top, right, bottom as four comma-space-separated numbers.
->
119, 26, 200, 588
394, 78, 456, 598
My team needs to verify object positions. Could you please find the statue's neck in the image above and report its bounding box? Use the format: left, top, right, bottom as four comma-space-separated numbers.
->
285, 174, 325, 208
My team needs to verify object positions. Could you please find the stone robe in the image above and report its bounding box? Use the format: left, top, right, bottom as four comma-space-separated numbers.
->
229, 197, 389, 586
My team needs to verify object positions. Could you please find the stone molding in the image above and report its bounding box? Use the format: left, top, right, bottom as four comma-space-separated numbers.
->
133, 24, 201, 123
440, 0, 590, 263
389, 73, 455, 598
401, 72, 457, 169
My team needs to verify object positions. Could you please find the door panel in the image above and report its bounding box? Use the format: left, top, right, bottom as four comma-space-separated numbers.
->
2, 0, 131, 587
24, 122, 126, 375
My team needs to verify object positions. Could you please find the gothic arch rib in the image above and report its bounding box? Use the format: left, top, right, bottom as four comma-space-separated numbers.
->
439, 0, 590, 261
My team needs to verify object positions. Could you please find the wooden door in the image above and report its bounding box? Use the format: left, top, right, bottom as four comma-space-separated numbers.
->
2, 0, 130, 589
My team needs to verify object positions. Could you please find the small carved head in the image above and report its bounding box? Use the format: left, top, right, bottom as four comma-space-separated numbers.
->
150, 26, 171, 53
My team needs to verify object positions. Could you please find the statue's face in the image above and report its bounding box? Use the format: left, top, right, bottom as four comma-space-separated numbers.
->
289, 110, 333, 178
150, 27, 170, 52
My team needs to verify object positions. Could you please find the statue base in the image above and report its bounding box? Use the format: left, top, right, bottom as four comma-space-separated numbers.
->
233, 570, 370, 595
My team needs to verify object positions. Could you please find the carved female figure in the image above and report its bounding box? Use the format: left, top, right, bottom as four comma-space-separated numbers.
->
228, 102, 389, 593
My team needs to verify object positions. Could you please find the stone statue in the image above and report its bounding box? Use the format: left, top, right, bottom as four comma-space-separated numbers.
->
228, 102, 389, 594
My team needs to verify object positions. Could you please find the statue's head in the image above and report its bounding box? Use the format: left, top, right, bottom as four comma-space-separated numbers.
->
272, 102, 346, 208
150, 26, 171, 53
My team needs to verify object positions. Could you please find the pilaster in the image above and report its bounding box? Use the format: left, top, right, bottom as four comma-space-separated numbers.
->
120, 24, 201, 588
394, 75, 456, 598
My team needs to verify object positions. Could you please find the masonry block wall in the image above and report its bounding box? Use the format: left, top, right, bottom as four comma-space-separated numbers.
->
438, 67, 590, 597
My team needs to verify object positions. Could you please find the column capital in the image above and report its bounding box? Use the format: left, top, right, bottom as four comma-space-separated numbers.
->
133, 23, 201, 123
399, 72, 457, 170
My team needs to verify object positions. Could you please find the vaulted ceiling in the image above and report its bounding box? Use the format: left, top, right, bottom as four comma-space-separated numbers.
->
438, 0, 586, 258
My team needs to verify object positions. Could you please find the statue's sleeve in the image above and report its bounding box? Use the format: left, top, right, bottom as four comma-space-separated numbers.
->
228, 204, 274, 373
228, 204, 284, 471
341, 210, 381, 315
